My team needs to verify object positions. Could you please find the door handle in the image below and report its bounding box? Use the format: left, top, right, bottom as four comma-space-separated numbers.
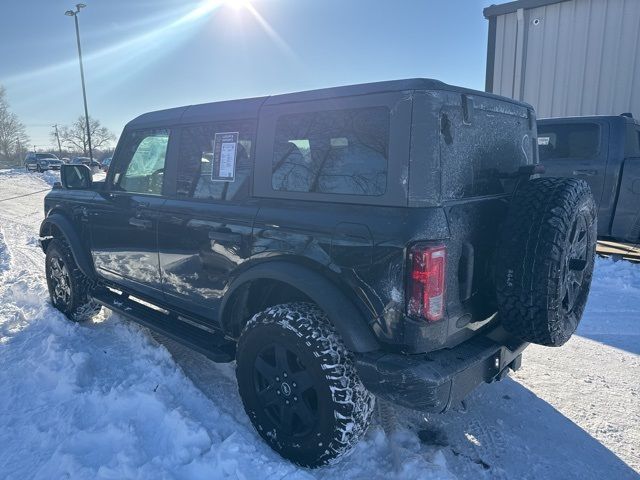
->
129, 218, 152, 229
573, 169, 598, 176
208, 230, 241, 243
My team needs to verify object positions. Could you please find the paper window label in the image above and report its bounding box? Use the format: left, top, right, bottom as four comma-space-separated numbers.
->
212, 132, 239, 181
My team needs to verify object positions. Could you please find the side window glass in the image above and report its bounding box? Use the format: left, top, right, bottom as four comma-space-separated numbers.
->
271, 107, 389, 196
112, 129, 169, 195
176, 121, 254, 202
538, 123, 601, 161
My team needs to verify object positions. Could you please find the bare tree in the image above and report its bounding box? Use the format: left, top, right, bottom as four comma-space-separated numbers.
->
56, 115, 116, 156
0, 86, 30, 167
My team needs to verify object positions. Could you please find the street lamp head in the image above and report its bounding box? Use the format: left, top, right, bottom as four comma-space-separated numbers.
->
76, 3, 86, 9
65, 10, 75, 16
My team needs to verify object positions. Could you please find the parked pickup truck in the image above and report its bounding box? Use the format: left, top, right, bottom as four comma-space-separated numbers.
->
538, 114, 640, 244
40, 79, 596, 468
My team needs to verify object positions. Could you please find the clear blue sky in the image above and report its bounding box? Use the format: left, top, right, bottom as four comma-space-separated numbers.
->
0, 0, 496, 148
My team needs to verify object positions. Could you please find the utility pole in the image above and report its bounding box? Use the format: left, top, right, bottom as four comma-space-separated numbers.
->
53, 124, 63, 158
65, 4, 93, 160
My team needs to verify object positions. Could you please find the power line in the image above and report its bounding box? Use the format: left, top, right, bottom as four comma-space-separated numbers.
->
0, 188, 51, 203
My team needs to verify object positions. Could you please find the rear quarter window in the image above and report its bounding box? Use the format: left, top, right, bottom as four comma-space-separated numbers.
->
538, 123, 601, 161
271, 106, 389, 196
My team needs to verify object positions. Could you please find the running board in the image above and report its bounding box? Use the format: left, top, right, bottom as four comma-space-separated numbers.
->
90, 288, 235, 363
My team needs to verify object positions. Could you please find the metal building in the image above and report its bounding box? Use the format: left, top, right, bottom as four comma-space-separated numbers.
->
484, 0, 640, 118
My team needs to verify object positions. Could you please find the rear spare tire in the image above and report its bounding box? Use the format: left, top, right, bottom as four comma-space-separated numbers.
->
496, 177, 596, 347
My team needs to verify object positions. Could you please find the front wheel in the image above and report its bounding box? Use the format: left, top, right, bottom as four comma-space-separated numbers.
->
45, 239, 101, 322
236, 303, 375, 468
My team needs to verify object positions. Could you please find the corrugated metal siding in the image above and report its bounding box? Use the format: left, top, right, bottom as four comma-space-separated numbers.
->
489, 0, 640, 118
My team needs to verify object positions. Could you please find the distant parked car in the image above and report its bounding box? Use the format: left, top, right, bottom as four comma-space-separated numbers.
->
71, 156, 101, 169
539, 113, 640, 243
24, 153, 63, 172
101, 157, 112, 172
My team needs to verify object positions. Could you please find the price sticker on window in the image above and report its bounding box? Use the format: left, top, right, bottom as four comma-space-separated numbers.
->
212, 132, 239, 182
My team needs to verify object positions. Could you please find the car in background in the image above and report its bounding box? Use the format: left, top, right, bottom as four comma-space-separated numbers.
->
71, 156, 101, 170
101, 157, 112, 172
24, 153, 64, 172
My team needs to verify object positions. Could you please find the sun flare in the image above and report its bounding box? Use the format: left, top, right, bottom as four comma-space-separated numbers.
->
222, 0, 252, 10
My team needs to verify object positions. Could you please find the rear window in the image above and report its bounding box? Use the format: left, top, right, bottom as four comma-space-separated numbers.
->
538, 123, 601, 161
271, 107, 389, 196
439, 100, 533, 200
36, 153, 56, 159
625, 125, 640, 157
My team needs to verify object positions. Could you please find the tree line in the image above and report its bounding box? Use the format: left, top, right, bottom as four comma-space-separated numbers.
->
0, 85, 116, 168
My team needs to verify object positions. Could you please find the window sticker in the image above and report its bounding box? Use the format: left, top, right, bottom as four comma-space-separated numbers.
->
212, 132, 239, 181
538, 136, 550, 146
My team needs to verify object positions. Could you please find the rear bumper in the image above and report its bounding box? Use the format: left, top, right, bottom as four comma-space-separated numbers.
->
354, 329, 527, 413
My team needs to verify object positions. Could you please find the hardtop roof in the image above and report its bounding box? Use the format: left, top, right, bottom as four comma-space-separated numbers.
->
125, 78, 532, 130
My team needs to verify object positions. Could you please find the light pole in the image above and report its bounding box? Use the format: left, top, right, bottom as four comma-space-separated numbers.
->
65, 4, 93, 161
53, 124, 63, 158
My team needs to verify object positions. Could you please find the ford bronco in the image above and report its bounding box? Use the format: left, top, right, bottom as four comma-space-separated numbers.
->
40, 79, 596, 467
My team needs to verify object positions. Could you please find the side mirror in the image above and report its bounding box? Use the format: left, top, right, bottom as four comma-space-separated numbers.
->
61, 164, 93, 190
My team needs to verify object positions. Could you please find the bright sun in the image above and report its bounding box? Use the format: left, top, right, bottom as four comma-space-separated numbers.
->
221, 0, 252, 10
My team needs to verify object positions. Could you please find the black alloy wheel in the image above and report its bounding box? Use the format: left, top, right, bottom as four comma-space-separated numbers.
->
236, 303, 375, 467
253, 342, 319, 438
561, 213, 589, 314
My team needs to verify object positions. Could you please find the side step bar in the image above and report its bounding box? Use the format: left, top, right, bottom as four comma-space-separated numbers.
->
90, 288, 235, 363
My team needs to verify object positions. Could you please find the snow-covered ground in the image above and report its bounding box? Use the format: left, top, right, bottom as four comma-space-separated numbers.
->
0, 168, 638, 480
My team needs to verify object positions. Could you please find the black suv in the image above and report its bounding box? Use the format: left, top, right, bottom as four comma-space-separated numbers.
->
40, 79, 596, 467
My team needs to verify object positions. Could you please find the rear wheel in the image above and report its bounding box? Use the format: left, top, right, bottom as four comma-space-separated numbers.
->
236, 302, 375, 467
45, 239, 101, 322
496, 177, 596, 346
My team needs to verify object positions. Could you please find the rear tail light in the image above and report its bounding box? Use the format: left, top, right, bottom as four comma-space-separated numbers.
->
407, 244, 446, 322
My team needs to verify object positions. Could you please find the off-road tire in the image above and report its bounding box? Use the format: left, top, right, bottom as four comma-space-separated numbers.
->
236, 302, 375, 468
496, 177, 596, 346
45, 238, 101, 322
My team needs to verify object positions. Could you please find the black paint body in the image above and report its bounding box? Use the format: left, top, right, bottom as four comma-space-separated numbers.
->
42, 79, 536, 356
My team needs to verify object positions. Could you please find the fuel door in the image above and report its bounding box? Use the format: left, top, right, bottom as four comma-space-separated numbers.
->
331, 222, 373, 267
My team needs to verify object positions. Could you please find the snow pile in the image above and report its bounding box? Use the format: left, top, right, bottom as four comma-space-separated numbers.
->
0, 170, 452, 480
0, 169, 638, 479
